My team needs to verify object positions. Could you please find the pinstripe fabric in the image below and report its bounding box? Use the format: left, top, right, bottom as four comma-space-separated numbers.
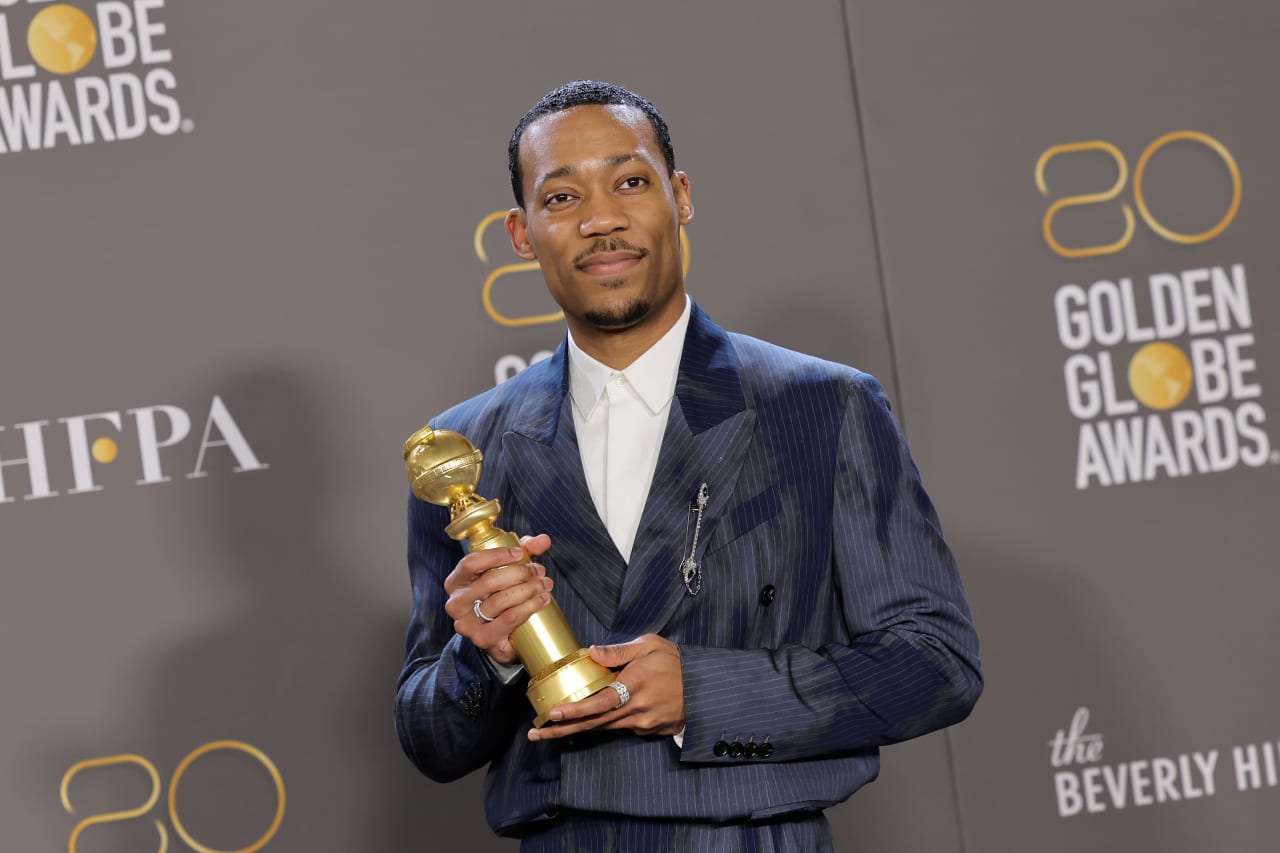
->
517, 812, 832, 852
395, 304, 982, 842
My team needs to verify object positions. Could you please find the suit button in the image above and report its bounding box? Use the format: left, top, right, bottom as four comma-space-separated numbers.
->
759, 585, 776, 606
744, 741, 758, 758
713, 740, 729, 757
729, 741, 744, 758
758, 743, 774, 759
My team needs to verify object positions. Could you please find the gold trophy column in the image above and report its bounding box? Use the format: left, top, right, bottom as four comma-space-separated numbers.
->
404, 426, 616, 726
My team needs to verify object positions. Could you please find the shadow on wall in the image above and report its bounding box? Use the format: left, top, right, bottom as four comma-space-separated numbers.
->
938, 532, 1210, 853
134, 366, 510, 852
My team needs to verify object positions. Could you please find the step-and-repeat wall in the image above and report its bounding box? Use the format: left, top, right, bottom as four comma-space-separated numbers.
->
4, 2, 1276, 851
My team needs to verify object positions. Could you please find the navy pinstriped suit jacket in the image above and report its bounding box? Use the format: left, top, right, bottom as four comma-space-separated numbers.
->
395, 303, 982, 835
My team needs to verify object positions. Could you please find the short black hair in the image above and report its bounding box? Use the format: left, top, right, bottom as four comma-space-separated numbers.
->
508, 80, 676, 208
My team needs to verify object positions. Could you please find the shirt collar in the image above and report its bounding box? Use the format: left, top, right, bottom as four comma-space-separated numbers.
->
567, 295, 692, 420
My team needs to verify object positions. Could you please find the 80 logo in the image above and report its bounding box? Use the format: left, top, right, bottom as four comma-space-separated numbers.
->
61, 740, 283, 853
1036, 130, 1241, 258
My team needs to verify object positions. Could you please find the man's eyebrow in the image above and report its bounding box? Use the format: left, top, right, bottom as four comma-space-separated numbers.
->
537, 165, 576, 189
534, 154, 643, 193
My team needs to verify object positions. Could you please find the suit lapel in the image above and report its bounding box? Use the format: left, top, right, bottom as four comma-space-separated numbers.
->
501, 343, 627, 628
612, 306, 758, 638
498, 306, 759, 637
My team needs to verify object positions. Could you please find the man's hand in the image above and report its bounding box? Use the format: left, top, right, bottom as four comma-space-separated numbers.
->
443, 534, 553, 665
528, 634, 684, 740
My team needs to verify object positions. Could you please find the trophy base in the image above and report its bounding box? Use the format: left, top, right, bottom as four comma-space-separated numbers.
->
528, 648, 617, 728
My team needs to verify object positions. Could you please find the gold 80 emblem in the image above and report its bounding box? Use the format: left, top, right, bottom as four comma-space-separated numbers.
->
1035, 131, 1241, 258
61, 740, 284, 853
474, 210, 692, 327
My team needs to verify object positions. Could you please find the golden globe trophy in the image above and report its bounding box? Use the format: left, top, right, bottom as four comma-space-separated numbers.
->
403, 425, 616, 727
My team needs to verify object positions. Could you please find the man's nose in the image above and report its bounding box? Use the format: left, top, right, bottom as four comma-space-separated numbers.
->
578, 194, 628, 237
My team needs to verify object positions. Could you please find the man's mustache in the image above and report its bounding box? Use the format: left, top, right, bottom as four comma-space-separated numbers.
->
573, 238, 650, 267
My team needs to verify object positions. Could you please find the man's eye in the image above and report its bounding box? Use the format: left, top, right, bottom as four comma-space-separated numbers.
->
619, 177, 648, 190
545, 193, 574, 206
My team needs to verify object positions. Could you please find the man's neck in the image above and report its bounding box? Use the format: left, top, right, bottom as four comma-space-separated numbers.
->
567, 295, 687, 370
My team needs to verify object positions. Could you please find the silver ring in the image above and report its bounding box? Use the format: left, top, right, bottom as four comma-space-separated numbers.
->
609, 681, 630, 709
473, 598, 495, 623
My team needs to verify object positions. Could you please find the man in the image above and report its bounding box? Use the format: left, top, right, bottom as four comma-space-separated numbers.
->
396, 80, 981, 851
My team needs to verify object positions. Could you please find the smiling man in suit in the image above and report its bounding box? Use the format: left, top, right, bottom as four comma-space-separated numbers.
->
395, 80, 982, 851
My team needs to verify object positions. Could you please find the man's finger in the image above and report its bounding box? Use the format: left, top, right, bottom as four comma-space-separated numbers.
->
467, 563, 548, 602
542, 680, 629, 724
445, 566, 538, 620
588, 633, 678, 667
462, 574, 550, 622
588, 640, 647, 669
463, 597, 549, 661
446, 546, 527, 589
464, 547, 527, 577
528, 707, 623, 741
463, 579, 550, 626
477, 590, 551, 639
518, 533, 552, 558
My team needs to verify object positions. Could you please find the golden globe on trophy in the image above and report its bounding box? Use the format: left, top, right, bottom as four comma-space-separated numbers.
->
403, 425, 616, 727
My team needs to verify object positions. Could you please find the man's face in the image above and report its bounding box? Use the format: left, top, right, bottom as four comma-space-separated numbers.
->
506, 105, 693, 336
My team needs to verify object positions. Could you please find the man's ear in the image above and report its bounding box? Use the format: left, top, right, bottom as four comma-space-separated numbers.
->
673, 171, 694, 224
505, 208, 537, 260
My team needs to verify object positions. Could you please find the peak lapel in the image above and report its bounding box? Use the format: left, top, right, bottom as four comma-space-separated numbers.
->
613, 306, 758, 638
500, 343, 626, 628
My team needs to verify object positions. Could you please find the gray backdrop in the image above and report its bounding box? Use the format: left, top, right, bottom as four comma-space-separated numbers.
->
3, 1, 1276, 851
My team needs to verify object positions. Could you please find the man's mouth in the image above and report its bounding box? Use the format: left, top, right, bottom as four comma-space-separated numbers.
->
574, 240, 650, 277
577, 251, 645, 276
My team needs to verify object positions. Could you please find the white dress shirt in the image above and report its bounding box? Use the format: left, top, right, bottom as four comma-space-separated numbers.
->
490, 298, 692, 746
566, 296, 692, 563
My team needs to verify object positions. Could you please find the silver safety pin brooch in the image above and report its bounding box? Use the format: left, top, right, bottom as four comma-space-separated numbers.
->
679, 482, 709, 596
